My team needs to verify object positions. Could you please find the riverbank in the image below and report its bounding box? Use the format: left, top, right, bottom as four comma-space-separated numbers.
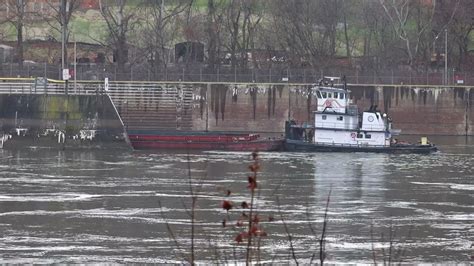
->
1, 80, 473, 152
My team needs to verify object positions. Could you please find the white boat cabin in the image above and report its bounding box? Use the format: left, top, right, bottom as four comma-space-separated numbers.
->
309, 82, 394, 147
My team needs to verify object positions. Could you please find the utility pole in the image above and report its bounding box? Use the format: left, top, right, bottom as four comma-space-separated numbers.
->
444, 28, 448, 85
61, 0, 66, 72
74, 34, 77, 93
60, 0, 69, 151
61, 0, 69, 94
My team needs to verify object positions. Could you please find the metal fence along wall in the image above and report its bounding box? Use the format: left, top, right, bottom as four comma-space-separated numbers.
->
0, 63, 470, 85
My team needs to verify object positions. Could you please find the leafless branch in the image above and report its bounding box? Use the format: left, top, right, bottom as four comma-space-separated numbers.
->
277, 196, 299, 265
320, 189, 331, 266
157, 200, 185, 262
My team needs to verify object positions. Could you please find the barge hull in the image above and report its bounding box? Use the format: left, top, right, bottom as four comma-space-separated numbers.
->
127, 130, 283, 151
284, 140, 437, 154
130, 140, 283, 151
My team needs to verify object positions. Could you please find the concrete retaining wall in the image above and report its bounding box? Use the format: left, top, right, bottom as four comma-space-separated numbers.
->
350, 86, 473, 135
0, 94, 126, 149
107, 83, 474, 136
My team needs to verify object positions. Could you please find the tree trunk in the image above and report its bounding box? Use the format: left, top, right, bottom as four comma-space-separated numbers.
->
206, 0, 218, 72
16, 18, 23, 72
230, 7, 240, 70
343, 4, 351, 60
117, 37, 127, 76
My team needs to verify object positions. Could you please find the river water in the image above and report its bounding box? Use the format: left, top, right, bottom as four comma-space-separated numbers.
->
0, 136, 472, 264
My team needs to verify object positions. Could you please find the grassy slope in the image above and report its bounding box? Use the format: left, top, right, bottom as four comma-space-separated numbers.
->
4, 2, 473, 57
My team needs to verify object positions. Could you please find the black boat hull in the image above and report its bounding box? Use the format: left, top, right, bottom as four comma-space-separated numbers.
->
284, 140, 438, 154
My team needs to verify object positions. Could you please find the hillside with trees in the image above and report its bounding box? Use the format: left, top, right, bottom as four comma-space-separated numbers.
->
0, 0, 473, 83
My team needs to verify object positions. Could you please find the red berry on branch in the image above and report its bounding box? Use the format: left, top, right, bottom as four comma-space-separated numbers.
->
222, 200, 233, 211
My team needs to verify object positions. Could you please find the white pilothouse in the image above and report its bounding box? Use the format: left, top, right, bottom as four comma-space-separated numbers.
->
312, 77, 396, 147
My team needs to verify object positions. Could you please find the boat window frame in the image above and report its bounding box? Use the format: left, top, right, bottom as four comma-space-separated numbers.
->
322, 115, 327, 120
337, 116, 343, 121
316, 91, 322, 99
327, 92, 332, 98
322, 92, 327, 98
365, 133, 372, 139
340, 93, 345, 99
334, 92, 339, 99
356, 133, 363, 139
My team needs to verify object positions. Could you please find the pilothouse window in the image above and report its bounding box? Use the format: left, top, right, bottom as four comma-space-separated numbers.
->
340, 93, 345, 99
334, 92, 338, 98
322, 92, 327, 98
316, 91, 322, 99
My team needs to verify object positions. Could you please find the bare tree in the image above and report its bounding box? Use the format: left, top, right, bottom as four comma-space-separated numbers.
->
142, 0, 193, 77
434, 0, 472, 70
378, 0, 436, 69
205, 0, 223, 71
452, 2, 474, 69
44, 0, 81, 68
240, 0, 263, 70
99, 0, 138, 76
341, 1, 352, 60
269, 0, 318, 67
3, 0, 30, 72
268, 0, 342, 69
357, 0, 400, 71
322, 0, 341, 57
224, 0, 242, 69
222, 0, 264, 70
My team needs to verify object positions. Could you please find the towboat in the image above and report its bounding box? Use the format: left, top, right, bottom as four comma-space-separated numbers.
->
284, 77, 437, 154
127, 130, 284, 151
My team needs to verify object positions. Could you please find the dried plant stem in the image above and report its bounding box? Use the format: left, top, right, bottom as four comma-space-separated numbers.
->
388, 224, 395, 266
245, 152, 259, 265
370, 223, 378, 266
320, 190, 331, 266
305, 204, 317, 264
245, 171, 256, 265
277, 196, 299, 265
158, 200, 184, 262
371, 222, 412, 265
396, 225, 413, 264
257, 236, 262, 264
187, 152, 196, 265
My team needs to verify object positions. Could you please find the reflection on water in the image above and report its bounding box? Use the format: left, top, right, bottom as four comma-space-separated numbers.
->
313, 153, 388, 202
0, 137, 472, 263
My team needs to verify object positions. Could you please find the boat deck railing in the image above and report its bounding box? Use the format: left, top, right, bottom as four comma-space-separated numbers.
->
291, 123, 386, 132
290, 139, 390, 148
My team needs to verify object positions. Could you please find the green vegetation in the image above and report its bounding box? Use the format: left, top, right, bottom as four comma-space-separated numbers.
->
70, 14, 108, 43
1, 0, 473, 72
0, 24, 16, 41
